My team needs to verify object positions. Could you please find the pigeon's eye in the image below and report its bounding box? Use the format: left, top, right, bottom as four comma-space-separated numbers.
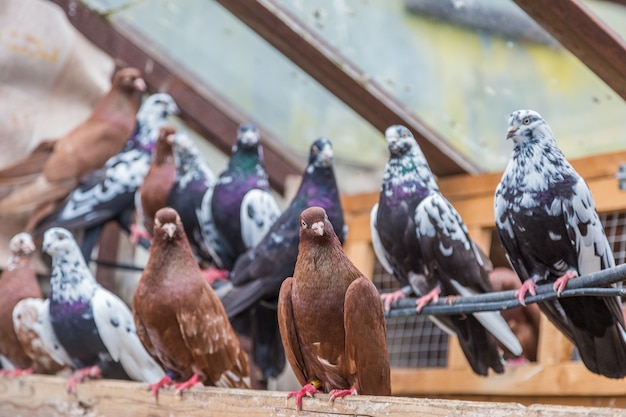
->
57, 234, 65, 241
522, 117, 531, 125
312, 146, 319, 154
301, 219, 307, 228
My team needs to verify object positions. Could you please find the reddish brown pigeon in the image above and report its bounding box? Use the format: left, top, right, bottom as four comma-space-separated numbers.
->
0, 233, 41, 374
0, 67, 146, 230
132, 207, 250, 397
131, 125, 177, 243
278, 206, 390, 410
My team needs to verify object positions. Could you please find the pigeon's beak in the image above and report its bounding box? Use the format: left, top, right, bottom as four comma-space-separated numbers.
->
162, 223, 176, 238
506, 128, 517, 140
311, 221, 324, 236
166, 134, 175, 145
134, 77, 147, 92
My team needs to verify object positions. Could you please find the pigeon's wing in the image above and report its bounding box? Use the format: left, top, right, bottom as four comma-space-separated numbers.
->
0, 139, 56, 185
344, 277, 391, 395
91, 287, 164, 383
196, 184, 235, 268
38, 298, 74, 367
415, 193, 522, 356
12, 298, 65, 374
369, 203, 394, 275
240, 189, 281, 249
277, 277, 308, 386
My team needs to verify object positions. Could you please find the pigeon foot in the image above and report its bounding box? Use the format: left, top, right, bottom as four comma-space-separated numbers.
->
415, 287, 441, 312
553, 270, 578, 296
515, 279, 537, 306
329, 387, 358, 401
0, 368, 33, 377
202, 266, 229, 285
149, 374, 173, 399
67, 365, 101, 394
288, 381, 322, 410
174, 373, 201, 395
381, 288, 406, 312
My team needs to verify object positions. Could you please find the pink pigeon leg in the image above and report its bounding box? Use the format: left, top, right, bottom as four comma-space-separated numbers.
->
202, 265, 230, 285
287, 381, 322, 410
329, 386, 358, 401
515, 279, 537, 306
553, 270, 578, 296
380, 288, 406, 312
67, 365, 101, 394
174, 372, 202, 395
148, 374, 173, 399
415, 286, 441, 312
129, 223, 152, 245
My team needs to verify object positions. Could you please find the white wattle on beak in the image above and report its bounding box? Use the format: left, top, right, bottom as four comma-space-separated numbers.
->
162, 223, 176, 238
311, 221, 324, 236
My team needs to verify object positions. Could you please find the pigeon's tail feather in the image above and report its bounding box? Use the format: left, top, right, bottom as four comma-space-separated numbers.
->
0, 175, 76, 214
219, 279, 266, 319
452, 315, 504, 376
560, 296, 626, 379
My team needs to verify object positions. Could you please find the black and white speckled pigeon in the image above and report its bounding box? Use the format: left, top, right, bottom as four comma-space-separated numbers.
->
34, 93, 179, 260
371, 124, 521, 376
166, 131, 231, 279
219, 137, 346, 383
41, 227, 164, 393
494, 109, 626, 378
210, 124, 280, 274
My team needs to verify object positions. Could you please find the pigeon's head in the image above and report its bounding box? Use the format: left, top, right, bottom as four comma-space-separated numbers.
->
154, 207, 184, 241
235, 124, 260, 149
138, 93, 179, 122
8, 233, 36, 257
307, 137, 334, 172
42, 228, 78, 258
385, 125, 416, 156
299, 206, 336, 243
506, 110, 555, 145
113, 67, 147, 94
172, 131, 199, 163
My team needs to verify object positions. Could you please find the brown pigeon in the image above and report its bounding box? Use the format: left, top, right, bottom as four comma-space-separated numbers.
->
131, 125, 177, 244
132, 207, 250, 397
0, 233, 42, 374
0, 67, 146, 230
278, 206, 390, 410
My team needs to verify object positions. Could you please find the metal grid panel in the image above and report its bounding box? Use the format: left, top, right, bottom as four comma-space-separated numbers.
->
372, 261, 448, 368
601, 211, 626, 265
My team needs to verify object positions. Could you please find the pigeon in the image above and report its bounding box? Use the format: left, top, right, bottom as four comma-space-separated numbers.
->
370, 124, 522, 376
132, 207, 250, 397
278, 206, 390, 410
41, 227, 164, 393
0, 68, 147, 231
219, 137, 346, 384
166, 130, 230, 278
494, 109, 626, 378
12, 297, 66, 375
210, 124, 280, 274
33, 93, 179, 260
0, 233, 42, 374
131, 125, 177, 243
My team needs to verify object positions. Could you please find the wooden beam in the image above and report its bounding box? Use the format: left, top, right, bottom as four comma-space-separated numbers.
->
513, 0, 626, 101
0, 374, 624, 416
214, 0, 479, 177
50, 0, 304, 195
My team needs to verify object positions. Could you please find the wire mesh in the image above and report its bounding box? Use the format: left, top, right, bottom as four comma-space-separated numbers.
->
375, 209, 626, 369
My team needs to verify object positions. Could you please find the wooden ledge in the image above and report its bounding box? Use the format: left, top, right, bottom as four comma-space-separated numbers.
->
0, 374, 624, 416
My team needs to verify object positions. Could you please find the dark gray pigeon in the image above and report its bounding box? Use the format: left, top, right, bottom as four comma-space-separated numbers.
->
494, 109, 626, 379
219, 137, 346, 384
34, 93, 179, 259
371, 124, 521, 376
40, 227, 164, 393
210, 124, 280, 274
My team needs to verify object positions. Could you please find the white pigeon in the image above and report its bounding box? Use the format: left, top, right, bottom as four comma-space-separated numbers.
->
494, 109, 626, 379
41, 227, 164, 392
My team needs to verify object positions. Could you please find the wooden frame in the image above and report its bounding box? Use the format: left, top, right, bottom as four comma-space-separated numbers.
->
342, 150, 626, 406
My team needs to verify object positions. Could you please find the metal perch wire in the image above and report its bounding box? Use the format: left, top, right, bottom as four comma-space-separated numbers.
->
385, 263, 626, 318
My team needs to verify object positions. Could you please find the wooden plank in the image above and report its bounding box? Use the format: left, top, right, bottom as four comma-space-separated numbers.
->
0, 374, 623, 417
49, 0, 303, 195
214, 0, 479, 177
536, 316, 575, 366
513, 0, 626, 101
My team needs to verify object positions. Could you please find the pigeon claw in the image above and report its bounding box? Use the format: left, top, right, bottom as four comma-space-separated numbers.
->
174, 373, 201, 395
515, 280, 537, 306
415, 287, 441, 312
287, 382, 321, 410
149, 374, 173, 399
381, 288, 406, 312
553, 270, 578, 296
67, 365, 101, 394
329, 387, 358, 402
